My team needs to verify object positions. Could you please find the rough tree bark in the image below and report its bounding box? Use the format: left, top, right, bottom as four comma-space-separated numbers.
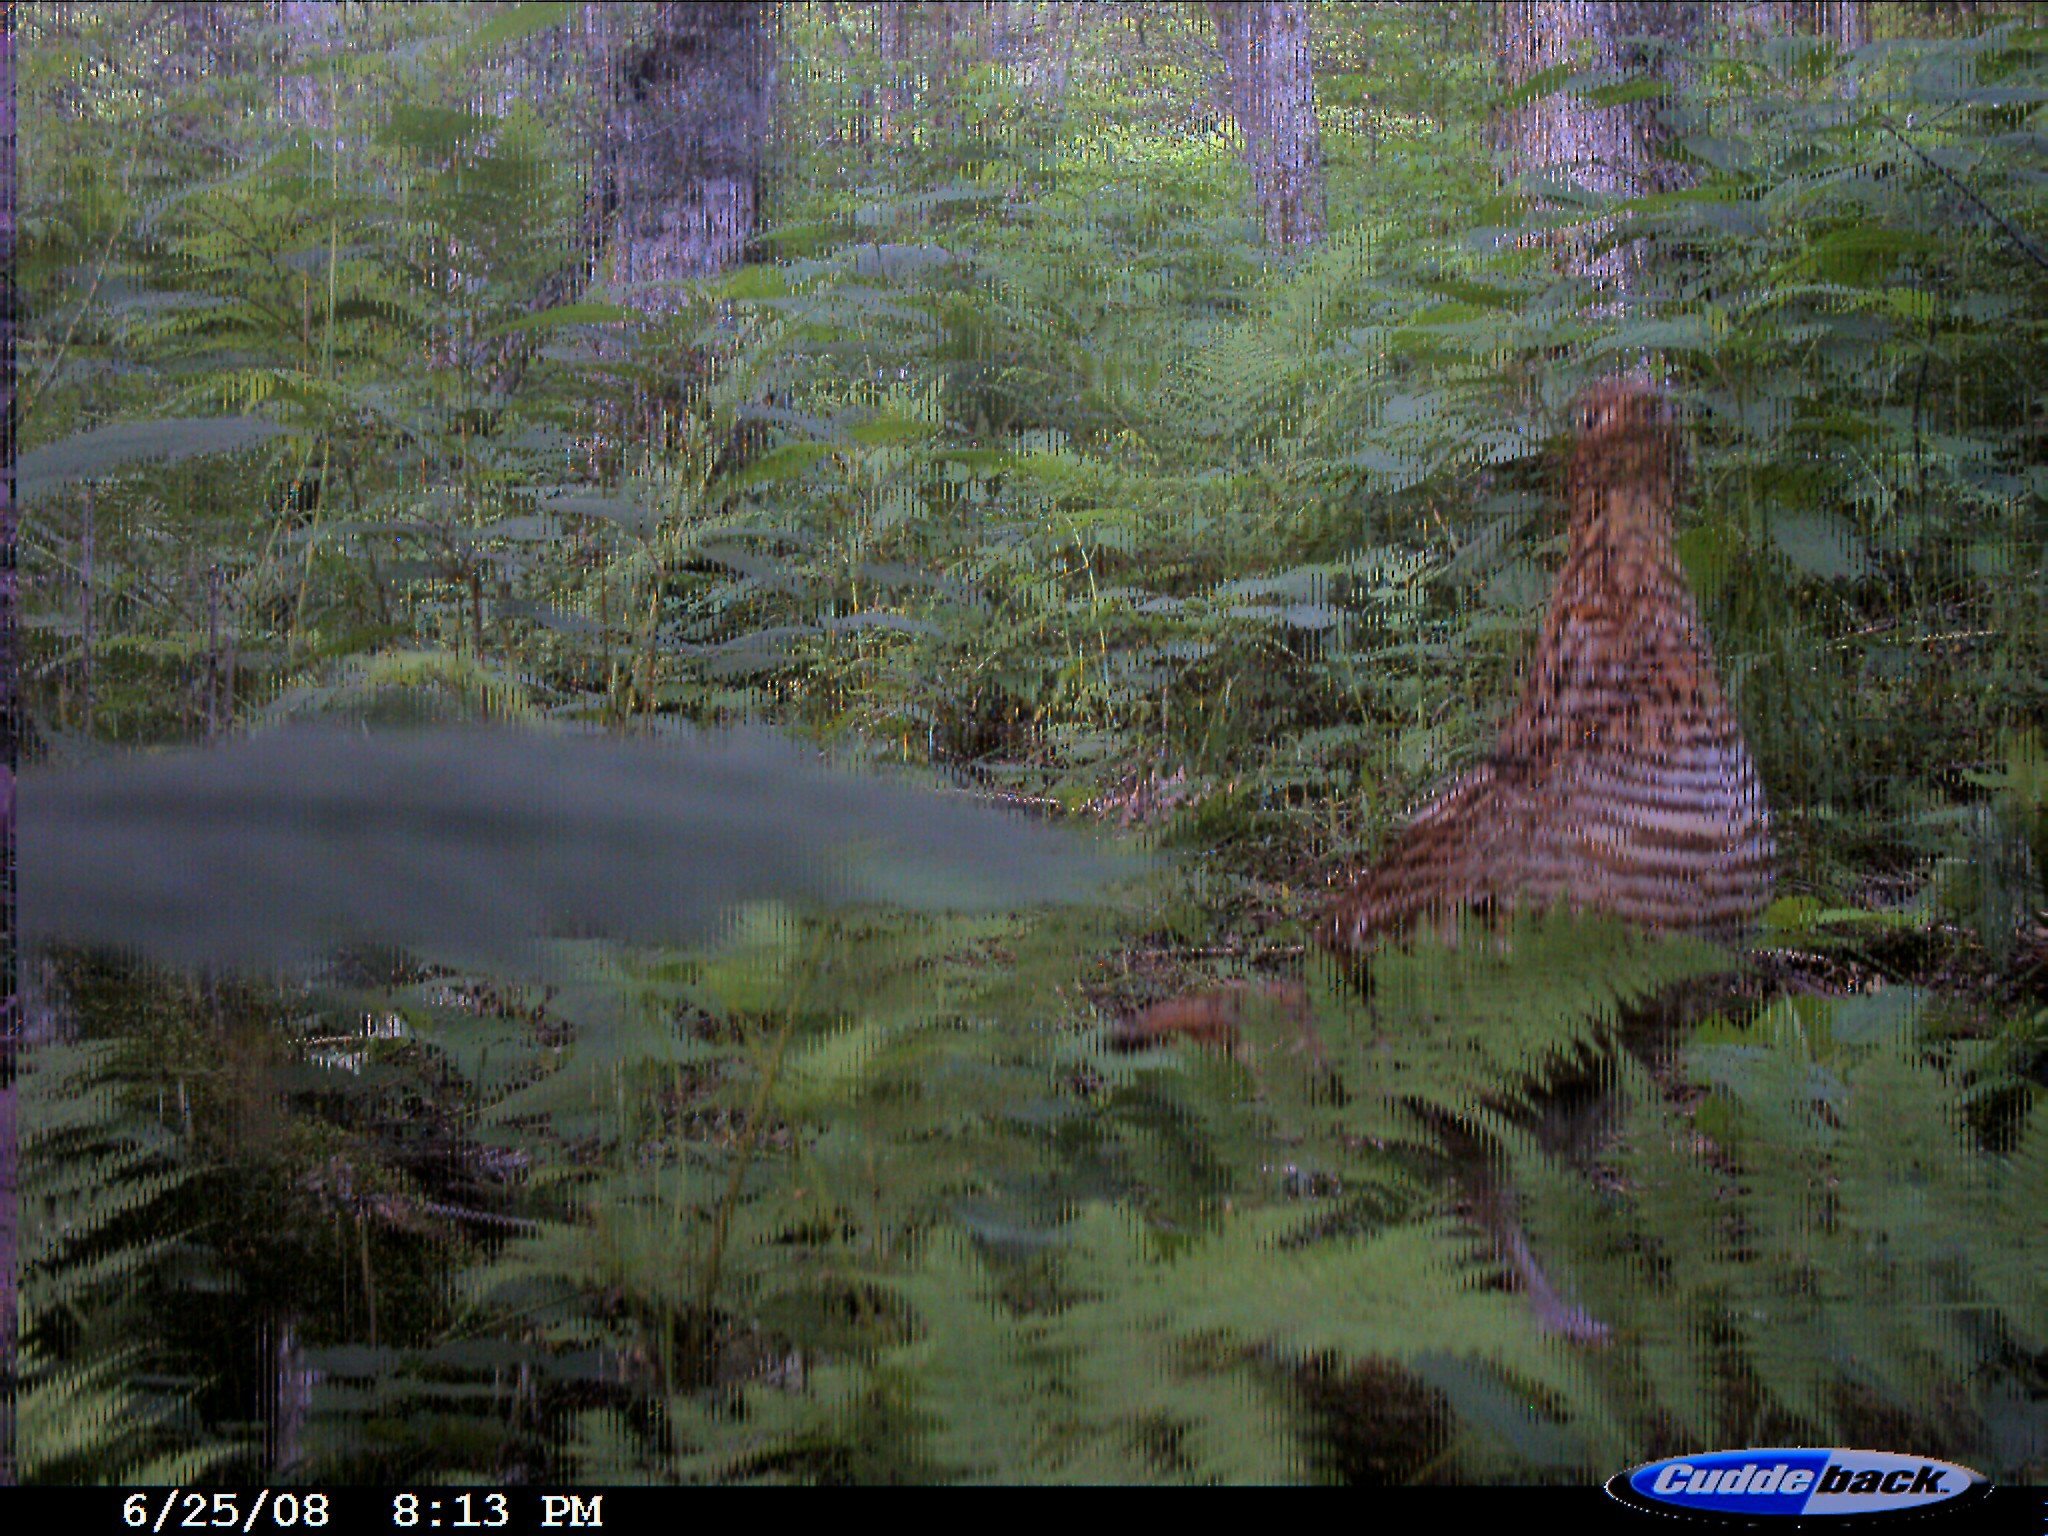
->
1493, 1, 1701, 298
605, 1, 776, 305
1210, 1, 1326, 249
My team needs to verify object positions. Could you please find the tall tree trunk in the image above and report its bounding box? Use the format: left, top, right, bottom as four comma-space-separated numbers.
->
874, 0, 912, 152
275, 0, 346, 142
1210, 2, 1326, 248
1494, 1, 1701, 301
606, 1, 776, 304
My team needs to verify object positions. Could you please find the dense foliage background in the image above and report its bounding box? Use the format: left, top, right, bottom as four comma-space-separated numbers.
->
13, 1, 2047, 1485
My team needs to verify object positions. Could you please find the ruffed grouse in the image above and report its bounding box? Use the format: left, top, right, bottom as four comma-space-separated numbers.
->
1119, 381, 1771, 1343
1114, 379, 1771, 1053
1320, 379, 1772, 954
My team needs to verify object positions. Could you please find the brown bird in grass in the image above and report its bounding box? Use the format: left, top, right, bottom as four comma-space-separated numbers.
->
1122, 377, 1772, 1037
1119, 381, 1773, 1341
1320, 378, 1772, 956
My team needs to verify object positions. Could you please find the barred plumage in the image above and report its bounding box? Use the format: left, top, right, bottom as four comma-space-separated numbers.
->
1320, 380, 1772, 954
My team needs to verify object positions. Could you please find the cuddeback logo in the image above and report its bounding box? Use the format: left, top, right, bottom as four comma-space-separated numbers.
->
1606, 1448, 1990, 1522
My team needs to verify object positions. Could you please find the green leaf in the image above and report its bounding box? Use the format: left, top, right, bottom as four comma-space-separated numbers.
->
20, 418, 286, 495
1769, 508, 1871, 581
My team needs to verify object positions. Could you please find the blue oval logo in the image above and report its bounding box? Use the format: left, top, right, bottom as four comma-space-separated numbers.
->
1607, 1448, 1989, 1521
